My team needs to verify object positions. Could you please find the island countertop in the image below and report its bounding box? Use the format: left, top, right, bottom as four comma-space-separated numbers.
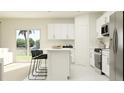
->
45, 48, 72, 51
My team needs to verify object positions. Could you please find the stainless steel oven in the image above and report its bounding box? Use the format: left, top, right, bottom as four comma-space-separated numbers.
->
94, 48, 102, 74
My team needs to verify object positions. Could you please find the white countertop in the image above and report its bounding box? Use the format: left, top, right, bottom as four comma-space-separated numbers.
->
43, 48, 72, 51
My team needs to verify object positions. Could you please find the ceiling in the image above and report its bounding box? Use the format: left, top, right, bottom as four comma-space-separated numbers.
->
0, 11, 102, 18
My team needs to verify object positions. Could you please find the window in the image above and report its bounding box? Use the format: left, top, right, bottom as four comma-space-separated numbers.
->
16, 29, 40, 62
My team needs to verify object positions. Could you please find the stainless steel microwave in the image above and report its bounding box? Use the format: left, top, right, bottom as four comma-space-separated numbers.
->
101, 23, 109, 36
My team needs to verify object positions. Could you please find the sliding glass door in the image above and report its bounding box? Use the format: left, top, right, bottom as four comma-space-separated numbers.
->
16, 29, 40, 62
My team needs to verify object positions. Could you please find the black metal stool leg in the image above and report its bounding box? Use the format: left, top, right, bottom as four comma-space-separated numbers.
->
35, 59, 43, 73
28, 50, 48, 80
35, 59, 39, 72
45, 59, 47, 79
32, 59, 37, 76
38, 60, 42, 70
28, 58, 33, 80
35, 59, 47, 73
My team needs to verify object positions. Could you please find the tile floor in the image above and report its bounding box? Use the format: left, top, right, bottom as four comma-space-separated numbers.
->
69, 64, 109, 81
25, 63, 109, 81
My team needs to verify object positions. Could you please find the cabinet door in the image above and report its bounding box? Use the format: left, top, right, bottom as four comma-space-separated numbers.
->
96, 18, 102, 38
47, 51, 70, 80
104, 11, 115, 23
54, 24, 67, 39
48, 24, 55, 40
106, 55, 110, 76
96, 16, 105, 38
48, 24, 74, 40
67, 24, 74, 39
96, 19, 100, 36
75, 25, 89, 65
54, 24, 60, 39
102, 55, 107, 74
61, 24, 68, 39
102, 54, 110, 76
100, 15, 106, 26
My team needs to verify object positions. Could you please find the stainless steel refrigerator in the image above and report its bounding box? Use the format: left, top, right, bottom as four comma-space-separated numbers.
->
109, 11, 123, 81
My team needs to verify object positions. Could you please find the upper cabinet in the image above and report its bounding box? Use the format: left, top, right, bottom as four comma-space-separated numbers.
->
54, 24, 67, 39
67, 24, 75, 39
96, 11, 115, 38
48, 24, 55, 40
48, 24, 74, 40
96, 17, 104, 38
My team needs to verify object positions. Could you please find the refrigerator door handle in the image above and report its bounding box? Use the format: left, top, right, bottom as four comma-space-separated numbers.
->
115, 29, 118, 53
109, 38, 112, 49
113, 29, 116, 53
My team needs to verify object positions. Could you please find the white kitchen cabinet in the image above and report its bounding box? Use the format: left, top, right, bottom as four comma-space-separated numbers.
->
96, 11, 114, 38
67, 24, 74, 39
89, 49, 95, 67
47, 49, 71, 80
103, 12, 115, 24
48, 24, 74, 40
75, 15, 89, 65
48, 24, 55, 40
54, 24, 67, 39
96, 17, 104, 38
102, 49, 109, 77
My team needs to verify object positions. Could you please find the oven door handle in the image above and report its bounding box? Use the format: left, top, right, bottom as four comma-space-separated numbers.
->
94, 52, 102, 55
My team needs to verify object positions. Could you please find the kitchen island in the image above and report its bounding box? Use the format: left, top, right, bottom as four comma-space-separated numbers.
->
46, 48, 71, 80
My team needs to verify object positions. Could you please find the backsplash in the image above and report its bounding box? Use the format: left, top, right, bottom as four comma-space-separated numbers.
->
96, 37, 110, 48
102, 38, 110, 48
43, 40, 75, 49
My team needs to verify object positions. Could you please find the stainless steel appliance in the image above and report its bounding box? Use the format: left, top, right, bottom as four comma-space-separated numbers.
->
94, 48, 102, 74
109, 11, 123, 81
101, 23, 109, 36
0, 58, 3, 81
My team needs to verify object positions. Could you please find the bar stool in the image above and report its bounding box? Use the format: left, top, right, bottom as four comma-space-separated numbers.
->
28, 50, 47, 80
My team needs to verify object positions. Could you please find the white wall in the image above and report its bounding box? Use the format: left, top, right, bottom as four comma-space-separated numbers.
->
0, 18, 74, 62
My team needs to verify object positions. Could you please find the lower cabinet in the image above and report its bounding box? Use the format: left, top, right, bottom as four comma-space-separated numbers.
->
102, 50, 109, 77
47, 49, 70, 80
